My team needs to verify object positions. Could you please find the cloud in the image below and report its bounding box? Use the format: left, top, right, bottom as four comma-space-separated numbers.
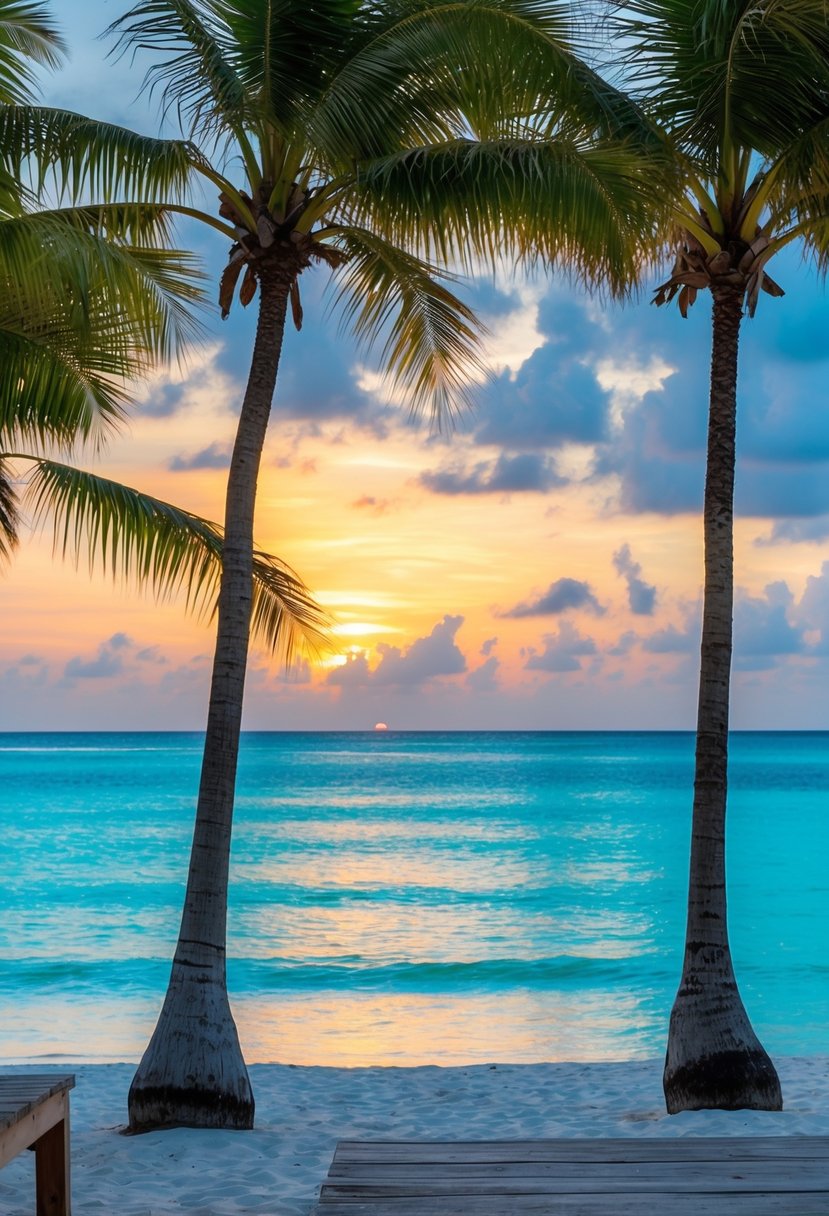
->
439, 263, 829, 522
133, 343, 241, 420
419, 452, 563, 496
326, 616, 467, 688
500, 577, 605, 618
467, 655, 500, 691
0, 654, 49, 692
732, 582, 805, 670
141, 381, 188, 419
607, 630, 639, 656
271, 658, 313, 685
643, 622, 698, 654
798, 561, 829, 652
469, 293, 613, 450
136, 645, 168, 665
756, 516, 829, 545
613, 544, 657, 615
481, 637, 498, 656
351, 495, 396, 514
64, 633, 134, 680
169, 441, 232, 471
373, 615, 466, 685
326, 652, 372, 687
640, 581, 806, 670
524, 621, 598, 672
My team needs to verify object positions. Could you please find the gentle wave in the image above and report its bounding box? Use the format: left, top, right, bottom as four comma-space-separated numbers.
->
0, 952, 783, 994
2, 730, 828, 1062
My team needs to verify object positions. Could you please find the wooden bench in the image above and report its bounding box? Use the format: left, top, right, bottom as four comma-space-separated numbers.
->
313, 1136, 829, 1213
0, 1075, 75, 1216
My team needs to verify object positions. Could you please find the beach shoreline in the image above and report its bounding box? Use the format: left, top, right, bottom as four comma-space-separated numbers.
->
1, 1056, 828, 1215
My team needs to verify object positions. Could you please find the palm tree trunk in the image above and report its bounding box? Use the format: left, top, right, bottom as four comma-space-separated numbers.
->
663, 284, 781, 1114
128, 267, 292, 1131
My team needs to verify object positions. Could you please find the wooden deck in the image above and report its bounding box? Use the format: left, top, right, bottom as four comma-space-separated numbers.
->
0, 1074, 75, 1216
312, 1136, 829, 1214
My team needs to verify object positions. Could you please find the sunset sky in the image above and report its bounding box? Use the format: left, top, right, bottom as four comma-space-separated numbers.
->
3, 1, 829, 731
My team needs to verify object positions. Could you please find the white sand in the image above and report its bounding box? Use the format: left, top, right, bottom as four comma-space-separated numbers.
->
1, 1057, 828, 1215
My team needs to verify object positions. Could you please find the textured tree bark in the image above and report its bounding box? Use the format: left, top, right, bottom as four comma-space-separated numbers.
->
128, 268, 292, 1131
663, 284, 782, 1113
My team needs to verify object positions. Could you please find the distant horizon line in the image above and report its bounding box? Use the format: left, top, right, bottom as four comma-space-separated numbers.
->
1, 728, 827, 736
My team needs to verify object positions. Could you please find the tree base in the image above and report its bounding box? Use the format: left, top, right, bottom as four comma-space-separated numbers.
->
664, 1045, 782, 1113
128, 967, 255, 1131
128, 1081, 254, 1132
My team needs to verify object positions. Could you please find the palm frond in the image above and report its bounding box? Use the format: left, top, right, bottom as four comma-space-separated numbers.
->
17, 457, 330, 658
0, 454, 18, 560
309, 0, 664, 163
0, 327, 131, 449
107, 0, 250, 142
0, 207, 207, 338
0, 0, 63, 105
0, 105, 196, 204
346, 137, 657, 290
618, 0, 829, 166
764, 113, 829, 227
0, 208, 207, 446
218, 0, 361, 131
325, 225, 486, 426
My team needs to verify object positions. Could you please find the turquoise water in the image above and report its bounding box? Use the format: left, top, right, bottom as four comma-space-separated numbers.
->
0, 731, 826, 1065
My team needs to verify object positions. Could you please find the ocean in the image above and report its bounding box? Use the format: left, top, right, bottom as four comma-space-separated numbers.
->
1, 731, 826, 1066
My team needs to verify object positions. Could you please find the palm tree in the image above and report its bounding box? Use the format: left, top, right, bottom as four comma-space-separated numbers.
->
105, 0, 661, 1129
610, 0, 829, 1112
0, 2, 326, 656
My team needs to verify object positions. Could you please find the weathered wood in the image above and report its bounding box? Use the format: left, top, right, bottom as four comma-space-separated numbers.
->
0, 1092, 69, 1171
314, 1137, 829, 1215
313, 1197, 829, 1216
34, 1115, 70, 1216
0, 1076, 74, 1216
326, 1159, 829, 1189
332, 1137, 829, 1163
0, 1077, 75, 1134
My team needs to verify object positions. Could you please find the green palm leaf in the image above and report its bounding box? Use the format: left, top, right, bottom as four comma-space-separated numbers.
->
308, 0, 662, 161
0, 208, 207, 446
762, 114, 829, 258
619, 0, 829, 167
0, 1, 63, 105
327, 225, 487, 423
0, 106, 196, 204
0, 454, 18, 559
0, 329, 131, 449
109, 1, 247, 140
16, 457, 329, 657
347, 137, 655, 289
110, 0, 363, 142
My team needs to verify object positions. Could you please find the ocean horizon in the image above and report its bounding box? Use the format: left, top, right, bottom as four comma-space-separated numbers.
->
2, 730, 827, 1066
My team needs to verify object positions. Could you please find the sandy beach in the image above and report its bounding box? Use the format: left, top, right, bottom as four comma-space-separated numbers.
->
1, 1056, 828, 1214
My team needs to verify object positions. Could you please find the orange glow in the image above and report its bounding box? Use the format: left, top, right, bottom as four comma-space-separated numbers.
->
2, 337, 820, 729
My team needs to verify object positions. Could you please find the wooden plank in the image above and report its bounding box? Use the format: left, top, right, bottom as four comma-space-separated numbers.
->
317, 1137, 829, 1216
0, 1078, 75, 1133
313, 1196, 829, 1216
34, 1113, 70, 1216
325, 1159, 829, 1190
332, 1137, 829, 1164
0, 1093, 69, 1171
0, 1077, 74, 1098
320, 1173, 829, 1198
